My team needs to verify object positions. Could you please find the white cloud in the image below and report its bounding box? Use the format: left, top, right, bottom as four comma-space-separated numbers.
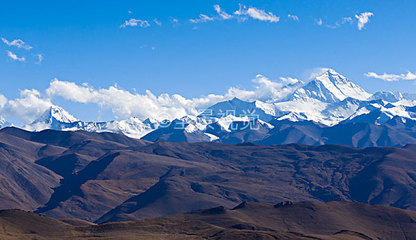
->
1, 37, 32, 50
234, 4, 279, 23
120, 18, 150, 28
46, 80, 201, 120
153, 18, 162, 26
315, 15, 366, 30
170, 18, 179, 23
6, 50, 25, 62
287, 14, 299, 21
230, 74, 299, 101
322, 17, 352, 29
364, 71, 416, 82
342, 17, 353, 24
189, 14, 214, 23
35, 54, 43, 64
46, 79, 97, 103
3, 89, 52, 123
0, 95, 7, 109
355, 12, 373, 30
316, 18, 323, 26
1, 74, 302, 123
43, 75, 298, 121
402, 72, 416, 80
280, 77, 300, 84
214, 4, 232, 20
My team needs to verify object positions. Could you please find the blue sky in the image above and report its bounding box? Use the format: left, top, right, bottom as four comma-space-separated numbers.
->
0, 0, 415, 123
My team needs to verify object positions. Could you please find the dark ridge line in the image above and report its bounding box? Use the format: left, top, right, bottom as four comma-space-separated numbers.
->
35, 152, 120, 213
95, 167, 178, 223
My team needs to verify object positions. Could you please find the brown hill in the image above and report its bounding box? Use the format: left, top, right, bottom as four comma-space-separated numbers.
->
97, 141, 416, 223
0, 127, 149, 221
1, 127, 416, 223
1, 201, 415, 240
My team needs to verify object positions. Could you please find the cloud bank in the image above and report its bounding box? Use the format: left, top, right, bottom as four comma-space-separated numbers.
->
2, 89, 52, 123
0, 68, 411, 124
0, 74, 302, 124
365, 71, 416, 82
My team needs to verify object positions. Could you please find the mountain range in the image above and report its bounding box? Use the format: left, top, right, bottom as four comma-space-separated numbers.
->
2, 68, 416, 147
1, 127, 416, 223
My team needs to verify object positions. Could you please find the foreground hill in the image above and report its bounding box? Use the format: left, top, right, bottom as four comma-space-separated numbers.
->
1, 127, 416, 222
0, 201, 415, 240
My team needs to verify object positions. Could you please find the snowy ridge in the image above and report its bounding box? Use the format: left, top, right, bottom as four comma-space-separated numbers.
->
289, 69, 371, 103
1, 68, 415, 142
0, 117, 11, 129
35, 105, 79, 124
24, 107, 158, 139
25, 105, 80, 131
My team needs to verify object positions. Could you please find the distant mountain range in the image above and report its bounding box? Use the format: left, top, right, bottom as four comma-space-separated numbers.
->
2, 68, 416, 147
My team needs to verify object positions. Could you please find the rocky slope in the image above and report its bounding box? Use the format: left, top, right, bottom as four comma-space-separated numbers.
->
1, 127, 416, 223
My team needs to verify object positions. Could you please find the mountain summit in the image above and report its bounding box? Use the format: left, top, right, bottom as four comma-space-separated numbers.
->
290, 68, 371, 103
37, 105, 80, 124
7, 69, 416, 144
26, 105, 80, 131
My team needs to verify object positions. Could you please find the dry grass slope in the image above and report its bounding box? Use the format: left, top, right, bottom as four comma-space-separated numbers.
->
1, 201, 416, 240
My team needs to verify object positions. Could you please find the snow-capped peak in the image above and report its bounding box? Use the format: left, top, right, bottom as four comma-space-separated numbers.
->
289, 68, 371, 103
33, 105, 79, 124
4, 69, 416, 143
0, 116, 11, 128
23, 105, 80, 132
201, 97, 274, 122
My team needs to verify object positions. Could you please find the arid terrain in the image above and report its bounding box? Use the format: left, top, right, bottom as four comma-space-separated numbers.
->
1, 201, 415, 240
0, 127, 416, 224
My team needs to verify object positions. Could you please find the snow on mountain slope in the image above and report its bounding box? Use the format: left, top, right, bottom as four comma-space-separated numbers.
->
289, 68, 371, 103
37, 105, 79, 123
25, 105, 80, 131
0, 116, 11, 128
25, 106, 158, 138
321, 97, 362, 123
4, 68, 416, 142
177, 115, 210, 133
73, 117, 158, 139
202, 97, 275, 122
271, 69, 375, 125
371, 91, 404, 103
211, 114, 266, 132
342, 101, 415, 125
274, 98, 329, 123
